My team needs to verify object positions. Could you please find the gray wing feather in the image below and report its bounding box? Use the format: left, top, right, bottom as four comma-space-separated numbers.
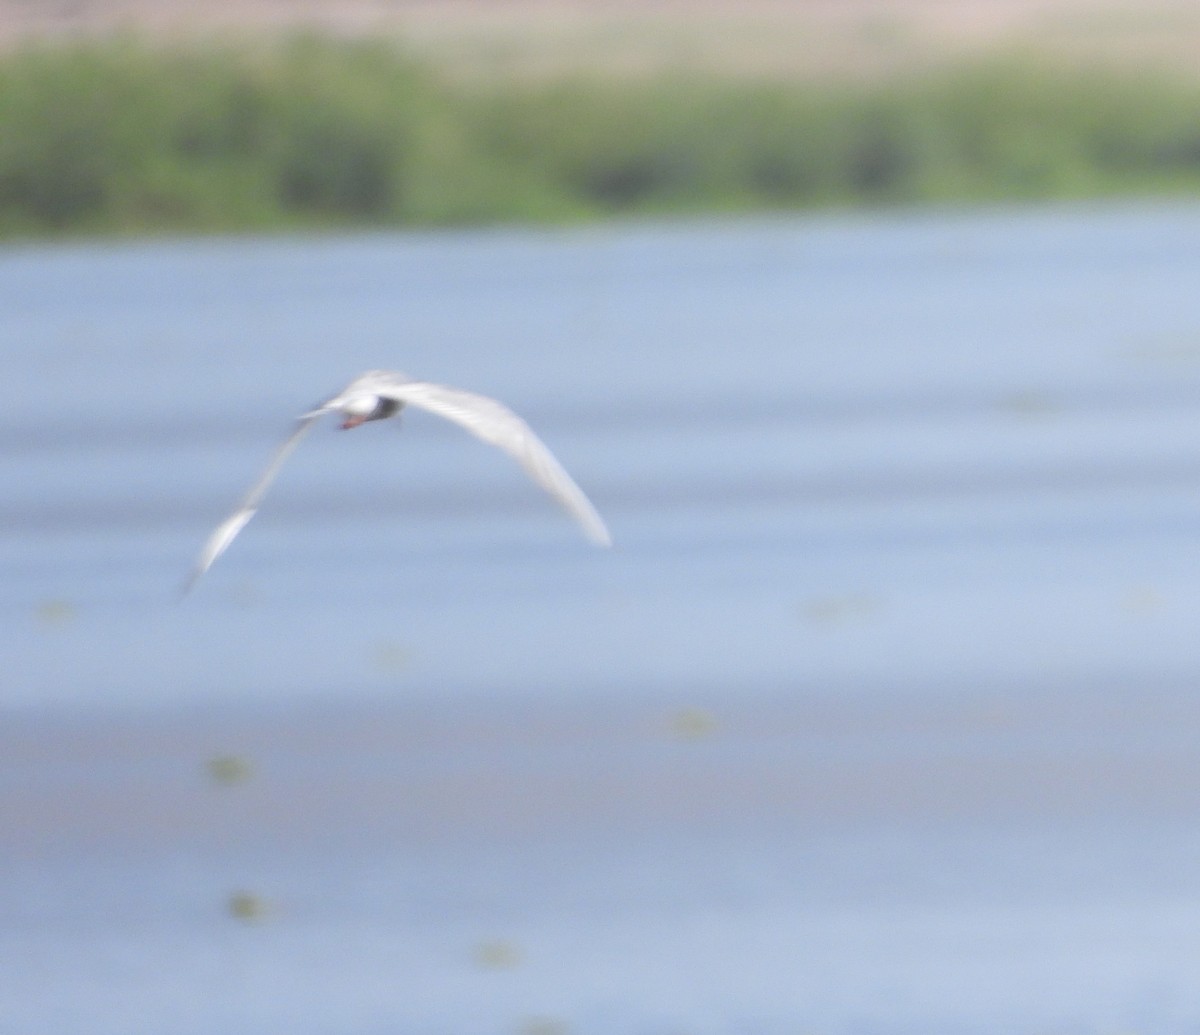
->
182, 412, 325, 594
380, 380, 612, 547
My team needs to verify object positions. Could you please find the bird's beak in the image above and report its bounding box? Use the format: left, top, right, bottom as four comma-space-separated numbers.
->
341, 415, 366, 430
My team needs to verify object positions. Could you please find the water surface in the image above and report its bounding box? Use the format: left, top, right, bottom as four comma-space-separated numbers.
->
5, 204, 1200, 1033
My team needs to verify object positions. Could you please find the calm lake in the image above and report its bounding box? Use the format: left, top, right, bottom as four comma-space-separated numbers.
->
6, 203, 1200, 1033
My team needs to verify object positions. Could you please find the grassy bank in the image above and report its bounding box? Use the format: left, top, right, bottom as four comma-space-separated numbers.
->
2, 35, 1200, 238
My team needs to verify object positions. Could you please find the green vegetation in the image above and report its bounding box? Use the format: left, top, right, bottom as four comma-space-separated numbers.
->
2, 35, 1200, 237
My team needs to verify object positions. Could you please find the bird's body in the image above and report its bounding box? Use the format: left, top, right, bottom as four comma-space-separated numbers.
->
184, 370, 610, 592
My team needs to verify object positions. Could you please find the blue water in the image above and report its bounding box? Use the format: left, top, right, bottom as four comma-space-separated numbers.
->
6, 203, 1200, 1033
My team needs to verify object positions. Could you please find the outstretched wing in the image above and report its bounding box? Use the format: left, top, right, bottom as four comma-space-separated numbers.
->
379, 378, 612, 547
182, 411, 326, 594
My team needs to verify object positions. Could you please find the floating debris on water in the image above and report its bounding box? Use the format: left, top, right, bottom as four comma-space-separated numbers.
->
1120, 332, 1200, 365
473, 939, 522, 970
34, 599, 74, 627
206, 754, 254, 785
227, 891, 269, 923
1120, 585, 1166, 615
372, 640, 411, 674
800, 594, 879, 625
997, 390, 1059, 417
667, 707, 718, 740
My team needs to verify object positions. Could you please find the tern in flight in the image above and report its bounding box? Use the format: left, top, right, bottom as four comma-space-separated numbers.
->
184, 370, 611, 593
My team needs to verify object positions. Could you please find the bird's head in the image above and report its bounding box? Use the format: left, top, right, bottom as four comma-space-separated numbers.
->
338, 393, 401, 429
339, 393, 378, 429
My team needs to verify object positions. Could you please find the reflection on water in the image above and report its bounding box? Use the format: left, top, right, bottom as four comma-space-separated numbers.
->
5, 204, 1200, 1033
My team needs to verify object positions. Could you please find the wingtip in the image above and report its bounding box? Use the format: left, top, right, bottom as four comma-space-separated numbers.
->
179, 567, 204, 599
586, 519, 614, 548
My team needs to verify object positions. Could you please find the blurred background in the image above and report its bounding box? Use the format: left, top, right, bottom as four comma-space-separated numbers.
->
6, 2, 1200, 1032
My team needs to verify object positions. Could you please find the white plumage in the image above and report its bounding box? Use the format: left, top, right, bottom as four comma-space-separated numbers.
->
184, 370, 611, 592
